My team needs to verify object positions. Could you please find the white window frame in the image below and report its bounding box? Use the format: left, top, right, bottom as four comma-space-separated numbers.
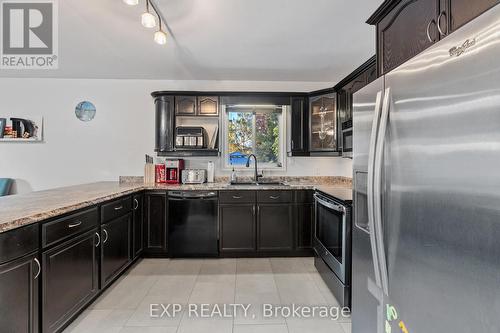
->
221, 104, 287, 171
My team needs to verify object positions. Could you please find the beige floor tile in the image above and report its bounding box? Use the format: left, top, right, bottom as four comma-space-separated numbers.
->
237, 258, 273, 274
166, 259, 203, 275
125, 297, 185, 327
119, 327, 177, 333
63, 309, 132, 333
286, 317, 346, 333
177, 316, 233, 333
188, 281, 235, 304
233, 300, 286, 325
147, 275, 197, 303
236, 273, 278, 295
270, 258, 309, 274
341, 322, 352, 333
126, 259, 171, 276
233, 324, 289, 333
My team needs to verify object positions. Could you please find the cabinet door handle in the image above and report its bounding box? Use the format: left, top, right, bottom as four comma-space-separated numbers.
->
426, 19, 437, 43
102, 229, 109, 244
437, 11, 447, 37
95, 232, 101, 247
114, 205, 123, 211
269, 195, 280, 200
33, 258, 41, 280
232, 195, 242, 199
68, 221, 82, 228
133, 199, 139, 210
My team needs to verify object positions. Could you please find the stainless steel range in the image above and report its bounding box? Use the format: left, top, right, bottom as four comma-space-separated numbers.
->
313, 191, 352, 308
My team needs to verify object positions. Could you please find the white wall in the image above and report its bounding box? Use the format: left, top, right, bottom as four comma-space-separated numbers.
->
0, 78, 352, 194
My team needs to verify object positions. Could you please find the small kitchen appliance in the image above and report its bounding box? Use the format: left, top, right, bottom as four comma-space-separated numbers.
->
341, 119, 353, 158
165, 159, 184, 184
175, 127, 207, 149
181, 169, 206, 184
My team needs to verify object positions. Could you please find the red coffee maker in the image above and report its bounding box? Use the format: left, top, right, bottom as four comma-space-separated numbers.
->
165, 159, 184, 184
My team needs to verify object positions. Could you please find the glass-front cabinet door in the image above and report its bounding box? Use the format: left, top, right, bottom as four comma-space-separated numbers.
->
309, 93, 337, 152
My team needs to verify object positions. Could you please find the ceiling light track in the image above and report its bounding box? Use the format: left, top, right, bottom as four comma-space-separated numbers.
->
123, 0, 168, 45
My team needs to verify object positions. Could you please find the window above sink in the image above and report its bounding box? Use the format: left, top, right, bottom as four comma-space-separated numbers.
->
221, 104, 287, 171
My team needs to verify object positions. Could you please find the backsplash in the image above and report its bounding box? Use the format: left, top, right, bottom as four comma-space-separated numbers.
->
120, 175, 352, 187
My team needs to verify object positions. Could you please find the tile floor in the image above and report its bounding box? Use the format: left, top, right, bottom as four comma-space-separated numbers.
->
64, 257, 351, 333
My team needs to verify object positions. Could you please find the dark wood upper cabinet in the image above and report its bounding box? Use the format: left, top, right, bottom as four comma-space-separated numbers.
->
445, 0, 499, 33
197, 96, 219, 116
132, 194, 144, 259
101, 214, 131, 287
0, 252, 39, 333
175, 96, 197, 115
309, 93, 337, 153
368, 0, 499, 75
154, 95, 175, 153
290, 96, 309, 156
144, 192, 168, 256
376, 0, 439, 75
334, 56, 377, 153
42, 230, 99, 333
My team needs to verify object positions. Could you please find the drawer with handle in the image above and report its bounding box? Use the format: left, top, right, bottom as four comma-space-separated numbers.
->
219, 191, 256, 203
101, 196, 132, 223
42, 207, 98, 248
257, 190, 292, 203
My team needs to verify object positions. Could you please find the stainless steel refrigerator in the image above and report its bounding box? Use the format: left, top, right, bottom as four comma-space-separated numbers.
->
352, 5, 500, 333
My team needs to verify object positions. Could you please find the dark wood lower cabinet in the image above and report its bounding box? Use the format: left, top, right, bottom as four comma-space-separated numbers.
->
101, 213, 131, 287
220, 204, 256, 252
0, 252, 39, 333
296, 203, 314, 250
42, 230, 99, 333
144, 192, 168, 256
257, 204, 294, 252
132, 194, 144, 259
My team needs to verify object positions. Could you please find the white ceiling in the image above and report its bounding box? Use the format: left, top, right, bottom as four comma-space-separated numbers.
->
0, 0, 382, 83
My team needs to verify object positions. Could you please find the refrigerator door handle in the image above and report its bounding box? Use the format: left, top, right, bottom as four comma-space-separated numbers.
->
366, 90, 384, 289
373, 87, 392, 296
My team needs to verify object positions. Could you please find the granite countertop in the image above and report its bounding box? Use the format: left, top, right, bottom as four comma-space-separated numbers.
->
315, 186, 353, 203
0, 180, 352, 234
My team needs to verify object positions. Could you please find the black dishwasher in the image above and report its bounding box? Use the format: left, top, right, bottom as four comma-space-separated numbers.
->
168, 191, 219, 257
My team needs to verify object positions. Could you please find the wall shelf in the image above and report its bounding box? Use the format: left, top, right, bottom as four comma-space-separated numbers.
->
157, 149, 220, 157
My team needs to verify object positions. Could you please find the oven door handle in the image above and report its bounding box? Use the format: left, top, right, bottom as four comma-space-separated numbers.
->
314, 194, 346, 214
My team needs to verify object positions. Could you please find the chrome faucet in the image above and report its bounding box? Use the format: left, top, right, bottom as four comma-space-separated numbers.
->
246, 154, 263, 184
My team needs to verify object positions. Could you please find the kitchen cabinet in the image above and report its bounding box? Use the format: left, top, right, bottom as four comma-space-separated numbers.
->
101, 213, 131, 287
154, 95, 175, 153
144, 192, 168, 256
368, 0, 498, 75
375, 0, 439, 75
219, 191, 256, 253
257, 191, 293, 252
42, 230, 99, 333
335, 57, 377, 152
220, 204, 256, 252
132, 194, 144, 259
257, 204, 293, 252
289, 96, 309, 156
309, 92, 338, 153
175, 96, 197, 115
197, 96, 219, 116
0, 252, 40, 333
444, 0, 499, 33
295, 190, 314, 250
